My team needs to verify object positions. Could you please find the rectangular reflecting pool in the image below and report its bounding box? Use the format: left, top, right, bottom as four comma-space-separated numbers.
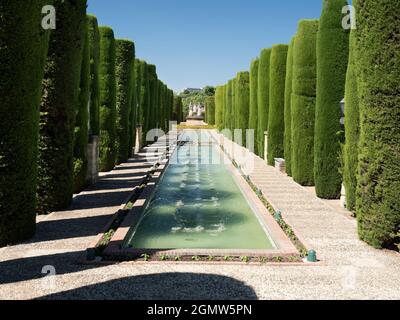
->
124, 131, 276, 250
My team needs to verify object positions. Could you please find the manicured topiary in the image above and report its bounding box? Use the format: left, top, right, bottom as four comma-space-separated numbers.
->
267, 45, 288, 166
128, 58, 137, 157
205, 96, 215, 125
115, 40, 135, 164
87, 15, 100, 136
343, 30, 359, 213
224, 82, 233, 133
291, 20, 319, 186
221, 85, 226, 130
249, 59, 259, 155
175, 96, 184, 124
98, 27, 117, 172
140, 62, 150, 142
215, 86, 224, 130
37, 0, 87, 214
74, 17, 90, 193
146, 64, 157, 134
314, 0, 350, 199
353, 0, 400, 249
231, 78, 237, 132
258, 48, 272, 158
0, 0, 51, 245
236, 72, 250, 147
284, 37, 295, 177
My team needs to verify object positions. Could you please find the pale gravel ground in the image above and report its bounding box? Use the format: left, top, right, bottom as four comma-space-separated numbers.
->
0, 131, 399, 300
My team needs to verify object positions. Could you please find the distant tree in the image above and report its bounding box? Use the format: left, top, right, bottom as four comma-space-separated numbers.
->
203, 86, 216, 96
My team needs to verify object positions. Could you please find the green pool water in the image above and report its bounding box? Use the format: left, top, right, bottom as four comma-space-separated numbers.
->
125, 132, 275, 250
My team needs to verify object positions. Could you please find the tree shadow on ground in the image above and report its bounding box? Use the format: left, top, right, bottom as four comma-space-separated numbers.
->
0, 251, 106, 285
37, 272, 258, 300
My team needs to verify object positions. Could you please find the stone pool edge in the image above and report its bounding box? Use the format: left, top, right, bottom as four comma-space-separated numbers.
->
93, 130, 303, 263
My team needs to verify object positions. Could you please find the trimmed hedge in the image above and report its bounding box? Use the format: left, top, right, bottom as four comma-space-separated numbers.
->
74, 17, 90, 193
140, 61, 150, 142
284, 37, 295, 177
87, 15, 100, 136
258, 48, 272, 158
224, 82, 233, 133
236, 72, 250, 147
175, 95, 184, 124
215, 86, 224, 130
249, 59, 259, 155
205, 96, 215, 125
0, 0, 50, 245
115, 40, 135, 164
267, 45, 288, 166
314, 0, 350, 199
37, 0, 87, 214
232, 78, 237, 131
354, 0, 400, 248
146, 64, 157, 133
291, 20, 319, 186
128, 58, 137, 156
343, 30, 359, 212
99, 27, 117, 172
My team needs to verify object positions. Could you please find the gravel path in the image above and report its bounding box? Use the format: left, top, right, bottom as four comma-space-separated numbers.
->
0, 130, 399, 300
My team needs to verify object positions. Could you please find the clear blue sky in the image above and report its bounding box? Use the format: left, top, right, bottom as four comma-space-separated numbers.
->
87, 0, 324, 92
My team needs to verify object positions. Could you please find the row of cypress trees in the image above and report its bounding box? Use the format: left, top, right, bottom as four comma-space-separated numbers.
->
214, 0, 400, 250
0, 1, 175, 247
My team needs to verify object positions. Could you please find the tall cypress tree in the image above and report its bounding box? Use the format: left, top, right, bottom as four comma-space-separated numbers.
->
249, 59, 259, 155
0, 0, 51, 245
291, 20, 319, 186
258, 48, 272, 158
236, 72, 250, 147
224, 82, 233, 133
98, 27, 116, 172
267, 44, 288, 166
205, 96, 215, 125
354, 0, 400, 249
74, 16, 90, 193
314, 0, 350, 199
215, 86, 224, 130
284, 37, 295, 176
128, 57, 137, 157
343, 31, 359, 213
115, 40, 134, 164
87, 15, 100, 136
37, 0, 87, 214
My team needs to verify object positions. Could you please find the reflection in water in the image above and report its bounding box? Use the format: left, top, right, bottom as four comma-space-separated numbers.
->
126, 133, 274, 250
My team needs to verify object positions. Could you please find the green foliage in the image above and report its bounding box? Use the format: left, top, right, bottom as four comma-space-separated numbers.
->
128, 58, 137, 157
235, 72, 250, 146
267, 44, 288, 166
224, 82, 233, 134
98, 27, 117, 172
205, 96, 215, 125
174, 95, 184, 123
249, 59, 259, 155
180, 87, 215, 118
74, 17, 90, 193
215, 86, 224, 130
354, 0, 400, 248
291, 20, 319, 186
257, 48, 272, 158
343, 31, 359, 212
284, 37, 295, 176
115, 40, 135, 164
0, 0, 51, 245
146, 64, 157, 133
314, 0, 349, 199
87, 15, 100, 136
37, 0, 87, 214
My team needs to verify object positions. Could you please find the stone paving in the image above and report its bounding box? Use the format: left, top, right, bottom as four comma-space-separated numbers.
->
0, 130, 399, 300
